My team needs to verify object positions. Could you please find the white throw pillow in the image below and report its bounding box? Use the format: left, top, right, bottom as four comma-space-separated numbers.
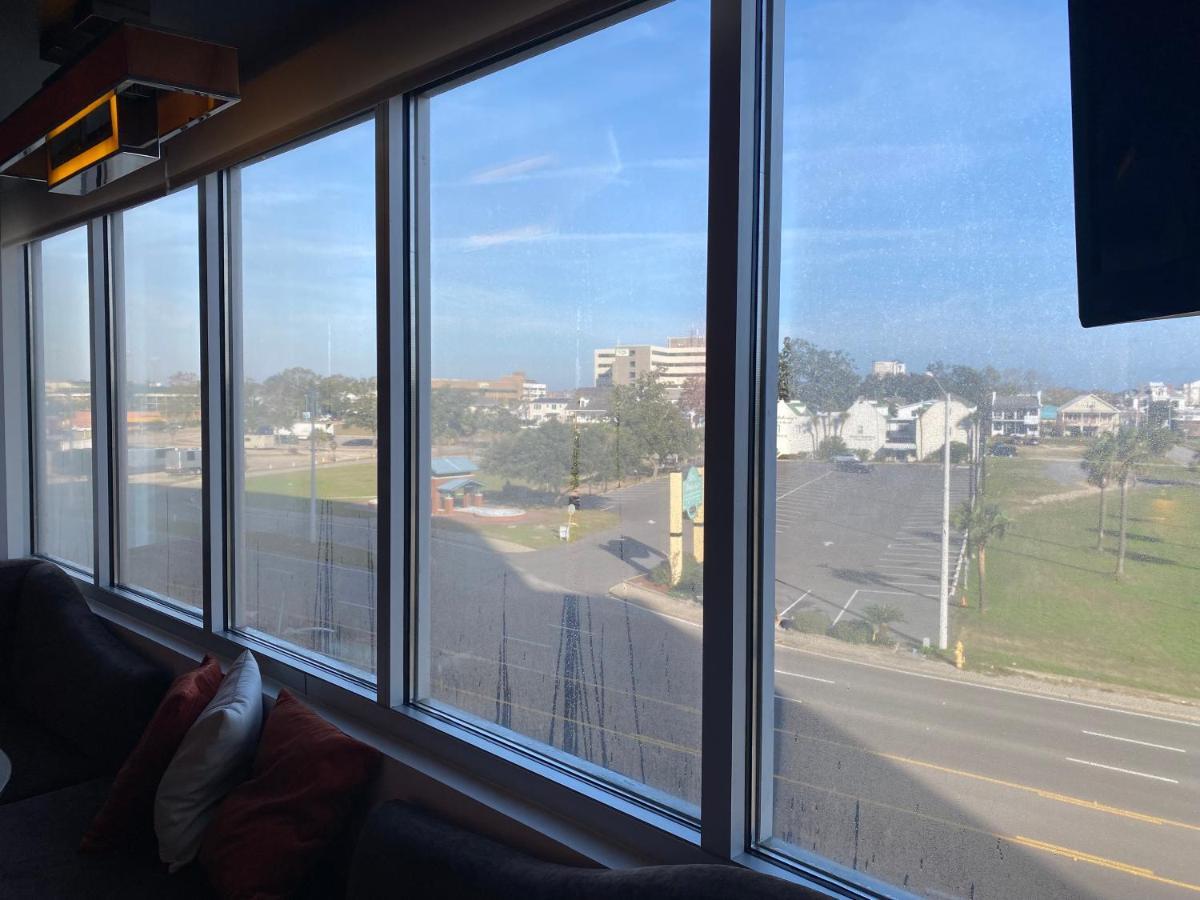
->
154, 650, 263, 871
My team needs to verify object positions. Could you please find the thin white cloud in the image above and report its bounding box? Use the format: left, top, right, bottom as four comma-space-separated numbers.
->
463, 224, 556, 249
468, 154, 555, 184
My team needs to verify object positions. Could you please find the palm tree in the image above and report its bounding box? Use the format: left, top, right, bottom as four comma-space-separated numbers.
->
860, 603, 906, 643
1109, 426, 1174, 577
1082, 433, 1116, 551
952, 501, 1010, 614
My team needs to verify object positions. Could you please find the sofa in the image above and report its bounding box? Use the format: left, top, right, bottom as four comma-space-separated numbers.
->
0, 558, 822, 899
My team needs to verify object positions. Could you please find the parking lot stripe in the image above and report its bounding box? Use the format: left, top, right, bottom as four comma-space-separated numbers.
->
776, 470, 833, 502
831, 589, 859, 626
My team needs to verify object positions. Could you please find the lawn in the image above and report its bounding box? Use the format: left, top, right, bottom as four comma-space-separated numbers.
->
433, 507, 619, 550
954, 478, 1200, 699
245, 462, 377, 502
981, 457, 1079, 506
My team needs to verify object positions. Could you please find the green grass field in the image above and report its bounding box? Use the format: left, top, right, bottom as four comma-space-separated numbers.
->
955, 476, 1200, 699
245, 462, 377, 502
433, 507, 619, 550
982, 458, 1077, 506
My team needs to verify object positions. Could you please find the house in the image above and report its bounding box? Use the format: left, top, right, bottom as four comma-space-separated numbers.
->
1058, 393, 1121, 436
913, 396, 974, 461
776, 400, 816, 456
840, 399, 890, 457
990, 391, 1042, 439
520, 395, 571, 424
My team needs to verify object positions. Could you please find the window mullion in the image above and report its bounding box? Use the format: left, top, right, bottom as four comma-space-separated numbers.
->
88, 217, 115, 586
701, 0, 762, 860
200, 173, 228, 633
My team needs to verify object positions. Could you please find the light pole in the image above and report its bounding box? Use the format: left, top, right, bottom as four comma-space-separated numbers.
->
307, 388, 318, 544
925, 372, 951, 651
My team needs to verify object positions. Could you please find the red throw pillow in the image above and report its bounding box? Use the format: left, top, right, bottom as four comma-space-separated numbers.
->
82, 655, 224, 852
199, 689, 382, 900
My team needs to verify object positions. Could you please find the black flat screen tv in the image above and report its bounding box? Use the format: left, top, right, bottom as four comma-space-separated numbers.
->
1069, 0, 1200, 326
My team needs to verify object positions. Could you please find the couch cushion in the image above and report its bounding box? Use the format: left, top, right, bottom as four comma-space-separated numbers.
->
7, 562, 170, 770
347, 802, 824, 900
0, 559, 40, 699
199, 689, 381, 900
0, 703, 105, 805
0, 777, 210, 900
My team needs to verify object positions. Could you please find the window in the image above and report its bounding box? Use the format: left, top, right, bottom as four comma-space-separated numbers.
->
762, 3, 1199, 899
416, 0, 709, 810
31, 226, 94, 571
113, 188, 203, 609
231, 121, 378, 677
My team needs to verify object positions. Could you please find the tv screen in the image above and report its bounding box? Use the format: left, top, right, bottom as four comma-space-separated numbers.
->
1070, 0, 1200, 326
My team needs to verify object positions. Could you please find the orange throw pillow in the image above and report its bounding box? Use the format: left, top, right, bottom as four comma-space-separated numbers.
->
199, 690, 381, 900
82, 655, 224, 852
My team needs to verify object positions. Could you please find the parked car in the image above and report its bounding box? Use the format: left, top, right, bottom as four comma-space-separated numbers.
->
991, 444, 1018, 457
834, 455, 872, 473
342, 437, 375, 447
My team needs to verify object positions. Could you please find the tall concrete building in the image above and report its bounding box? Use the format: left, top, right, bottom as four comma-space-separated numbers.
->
593, 335, 706, 397
872, 360, 907, 376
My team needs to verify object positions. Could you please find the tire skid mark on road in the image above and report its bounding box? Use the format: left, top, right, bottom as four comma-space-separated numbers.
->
774, 726, 1200, 833
771, 771, 1200, 895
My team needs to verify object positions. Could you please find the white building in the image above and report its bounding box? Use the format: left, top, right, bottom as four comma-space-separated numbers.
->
884, 398, 973, 461
776, 400, 816, 457
990, 391, 1042, 439
522, 381, 548, 401
520, 396, 571, 424
871, 360, 907, 376
593, 335, 706, 398
840, 399, 889, 457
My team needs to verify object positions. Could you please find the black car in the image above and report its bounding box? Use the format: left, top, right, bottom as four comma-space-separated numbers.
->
834, 455, 872, 473
991, 444, 1018, 457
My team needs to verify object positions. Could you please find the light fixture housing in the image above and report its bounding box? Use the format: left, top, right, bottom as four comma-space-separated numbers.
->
0, 23, 238, 195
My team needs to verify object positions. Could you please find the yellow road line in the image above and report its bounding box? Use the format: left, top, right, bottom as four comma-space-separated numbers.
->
779, 727, 1200, 834
774, 772, 1200, 894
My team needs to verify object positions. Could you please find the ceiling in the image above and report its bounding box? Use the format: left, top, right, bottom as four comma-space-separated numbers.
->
0, 0, 398, 122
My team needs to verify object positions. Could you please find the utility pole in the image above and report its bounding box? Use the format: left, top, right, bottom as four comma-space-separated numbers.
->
308, 388, 318, 544
926, 372, 951, 651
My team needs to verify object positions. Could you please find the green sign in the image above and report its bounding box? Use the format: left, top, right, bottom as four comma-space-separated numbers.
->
683, 467, 704, 520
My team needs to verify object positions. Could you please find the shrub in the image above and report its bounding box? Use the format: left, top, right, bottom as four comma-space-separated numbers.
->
648, 554, 703, 604
950, 441, 970, 464
817, 436, 849, 460
781, 609, 832, 634
826, 620, 873, 644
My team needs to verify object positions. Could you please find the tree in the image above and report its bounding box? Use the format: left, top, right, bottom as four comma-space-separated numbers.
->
678, 375, 705, 423
1110, 426, 1174, 577
860, 603, 906, 644
430, 389, 480, 446
610, 373, 697, 478
483, 420, 574, 494
260, 367, 321, 430
161, 371, 201, 428
1082, 433, 1116, 551
779, 339, 860, 413
952, 501, 1010, 614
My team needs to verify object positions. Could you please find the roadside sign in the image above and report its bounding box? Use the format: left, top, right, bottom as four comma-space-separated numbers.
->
559, 525, 569, 542
682, 466, 703, 520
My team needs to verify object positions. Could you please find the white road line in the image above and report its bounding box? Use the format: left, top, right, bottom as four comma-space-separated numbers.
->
775, 470, 833, 502
857, 589, 924, 596
778, 590, 811, 619
776, 669, 836, 685
780, 645, 1200, 729
776, 695, 804, 707
503, 635, 554, 650
831, 589, 858, 626
1082, 730, 1187, 753
1065, 757, 1178, 783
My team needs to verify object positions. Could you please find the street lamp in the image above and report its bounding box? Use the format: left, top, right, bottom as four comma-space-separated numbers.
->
925, 371, 951, 651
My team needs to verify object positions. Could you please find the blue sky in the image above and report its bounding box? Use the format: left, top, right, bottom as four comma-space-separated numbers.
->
40, 0, 1200, 390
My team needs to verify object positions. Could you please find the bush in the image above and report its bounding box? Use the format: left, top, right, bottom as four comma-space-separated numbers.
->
817, 437, 849, 460
826, 620, 873, 644
648, 554, 703, 604
781, 609, 832, 634
950, 441, 970, 464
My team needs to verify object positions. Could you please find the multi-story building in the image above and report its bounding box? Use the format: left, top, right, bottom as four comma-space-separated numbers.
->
841, 399, 890, 456
1058, 393, 1121, 436
431, 370, 532, 405
593, 335, 706, 398
871, 360, 907, 376
884, 397, 973, 461
522, 380, 548, 401
990, 391, 1042, 439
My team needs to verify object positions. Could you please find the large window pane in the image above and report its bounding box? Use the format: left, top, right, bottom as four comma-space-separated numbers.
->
764, 3, 1200, 898
116, 188, 203, 608
417, 0, 709, 810
33, 226, 94, 570
233, 122, 378, 677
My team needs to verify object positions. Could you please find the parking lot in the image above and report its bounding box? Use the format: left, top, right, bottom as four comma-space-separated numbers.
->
773, 460, 970, 645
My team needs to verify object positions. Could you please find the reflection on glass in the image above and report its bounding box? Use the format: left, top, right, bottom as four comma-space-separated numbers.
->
420, 0, 709, 809
34, 226, 94, 570
766, 3, 1199, 899
117, 188, 203, 607
234, 121, 378, 676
